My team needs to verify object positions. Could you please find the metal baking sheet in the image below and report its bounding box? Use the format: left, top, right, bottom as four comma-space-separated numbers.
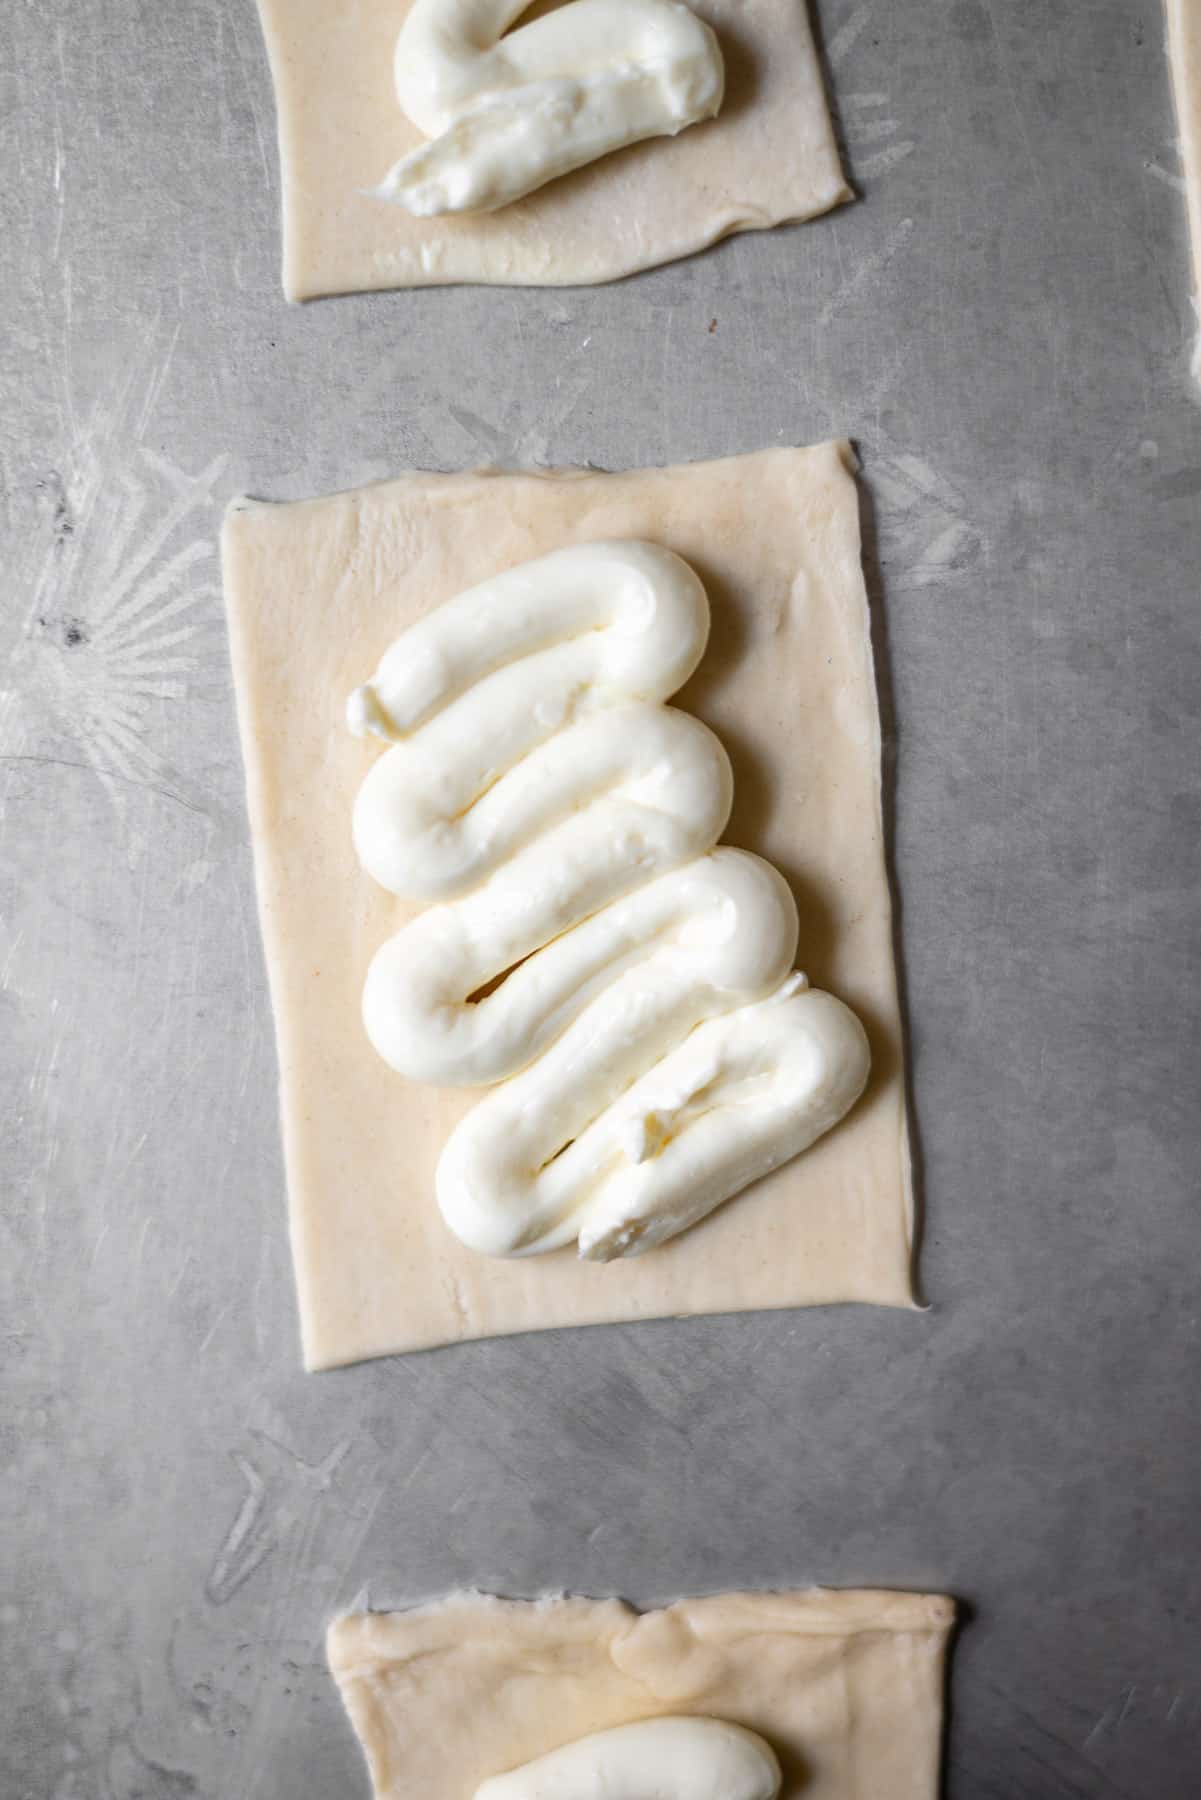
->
3, 1, 1199, 1794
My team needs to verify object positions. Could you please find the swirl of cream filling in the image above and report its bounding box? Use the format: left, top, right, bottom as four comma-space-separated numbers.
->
473, 1716, 782, 1800
349, 540, 870, 1262
372, 0, 725, 216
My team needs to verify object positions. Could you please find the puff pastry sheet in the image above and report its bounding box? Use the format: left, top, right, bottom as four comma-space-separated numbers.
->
328, 1589, 955, 1800
254, 0, 849, 297
1167, 0, 1201, 380
222, 445, 916, 1368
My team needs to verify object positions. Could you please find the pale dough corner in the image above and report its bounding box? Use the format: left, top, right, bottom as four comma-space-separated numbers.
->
221, 443, 918, 1369
326, 1588, 956, 1800
253, 0, 851, 298
1166, 0, 1201, 382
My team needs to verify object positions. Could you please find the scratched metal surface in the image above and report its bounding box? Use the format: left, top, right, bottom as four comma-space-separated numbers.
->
2, 0, 1200, 1795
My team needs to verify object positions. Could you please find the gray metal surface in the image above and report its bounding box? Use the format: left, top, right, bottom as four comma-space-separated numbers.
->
2, 1, 1199, 1795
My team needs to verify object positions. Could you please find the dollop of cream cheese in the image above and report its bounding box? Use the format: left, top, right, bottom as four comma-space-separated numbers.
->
372, 0, 725, 215
473, 1716, 782, 1800
348, 539, 870, 1261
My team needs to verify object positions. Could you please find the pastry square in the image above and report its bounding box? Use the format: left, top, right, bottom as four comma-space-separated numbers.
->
1167, 0, 1201, 381
328, 1589, 955, 1800
222, 444, 916, 1368
254, 0, 850, 298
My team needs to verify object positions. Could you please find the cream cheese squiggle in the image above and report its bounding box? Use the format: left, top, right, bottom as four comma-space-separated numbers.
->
349, 541, 870, 1262
372, 0, 724, 216
474, 1716, 782, 1800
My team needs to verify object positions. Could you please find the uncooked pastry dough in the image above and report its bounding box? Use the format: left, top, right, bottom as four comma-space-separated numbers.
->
253, 0, 849, 297
327, 1589, 955, 1800
222, 444, 916, 1368
1167, 0, 1201, 381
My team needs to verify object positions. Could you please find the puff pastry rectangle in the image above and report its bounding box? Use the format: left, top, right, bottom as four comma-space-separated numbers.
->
254, 0, 849, 297
328, 1589, 955, 1800
1167, 0, 1201, 380
222, 445, 916, 1367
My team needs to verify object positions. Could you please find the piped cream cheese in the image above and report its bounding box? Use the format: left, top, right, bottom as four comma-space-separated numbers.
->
473, 1716, 782, 1800
348, 540, 870, 1261
373, 0, 725, 215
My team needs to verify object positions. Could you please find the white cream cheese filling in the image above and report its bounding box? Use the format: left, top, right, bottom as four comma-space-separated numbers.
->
349, 540, 870, 1261
473, 1716, 782, 1800
373, 0, 725, 215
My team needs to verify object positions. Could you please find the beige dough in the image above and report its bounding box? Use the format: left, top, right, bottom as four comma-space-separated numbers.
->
327, 1588, 955, 1800
1167, 0, 1201, 381
254, 0, 849, 297
222, 444, 916, 1368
